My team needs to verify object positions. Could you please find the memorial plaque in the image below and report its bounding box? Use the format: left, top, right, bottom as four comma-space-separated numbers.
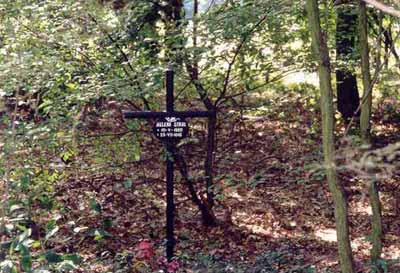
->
153, 116, 189, 140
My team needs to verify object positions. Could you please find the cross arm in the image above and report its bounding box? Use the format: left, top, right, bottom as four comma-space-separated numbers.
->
123, 111, 216, 119
124, 111, 168, 119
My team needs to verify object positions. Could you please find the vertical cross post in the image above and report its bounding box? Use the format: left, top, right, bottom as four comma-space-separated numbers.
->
165, 144, 174, 261
166, 69, 174, 113
165, 69, 175, 261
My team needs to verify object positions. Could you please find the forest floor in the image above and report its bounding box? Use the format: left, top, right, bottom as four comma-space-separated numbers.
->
2, 91, 399, 273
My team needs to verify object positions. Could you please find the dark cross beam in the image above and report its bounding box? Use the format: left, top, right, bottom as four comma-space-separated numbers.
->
123, 69, 215, 261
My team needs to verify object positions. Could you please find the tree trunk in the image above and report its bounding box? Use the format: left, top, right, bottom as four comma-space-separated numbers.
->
205, 116, 216, 208
336, 5, 360, 122
306, 1, 355, 272
359, 1, 383, 264
383, 26, 400, 68
192, 0, 216, 208
369, 179, 383, 263
173, 148, 218, 227
359, 1, 373, 143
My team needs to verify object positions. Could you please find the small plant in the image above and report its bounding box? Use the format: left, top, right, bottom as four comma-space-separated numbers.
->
365, 258, 400, 273
250, 248, 315, 273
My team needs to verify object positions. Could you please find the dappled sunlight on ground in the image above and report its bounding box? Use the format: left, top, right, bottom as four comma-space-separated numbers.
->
383, 245, 400, 260
43, 95, 400, 272
314, 228, 337, 242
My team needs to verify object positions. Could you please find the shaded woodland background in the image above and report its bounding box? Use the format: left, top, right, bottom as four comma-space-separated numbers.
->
0, 0, 399, 272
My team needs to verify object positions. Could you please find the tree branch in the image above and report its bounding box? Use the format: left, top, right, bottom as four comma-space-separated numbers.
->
88, 14, 151, 110
215, 14, 268, 106
363, 0, 400, 17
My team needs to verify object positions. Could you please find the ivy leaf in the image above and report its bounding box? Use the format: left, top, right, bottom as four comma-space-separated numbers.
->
65, 82, 77, 90
89, 199, 101, 213
20, 175, 30, 191
21, 255, 32, 272
45, 226, 59, 241
19, 244, 30, 256
94, 229, 104, 241
61, 254, 82, 264
44, 251, 63, 264
123, 179, 133, 190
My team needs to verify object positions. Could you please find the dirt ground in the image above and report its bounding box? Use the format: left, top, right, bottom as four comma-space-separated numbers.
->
44, 96, 400, 272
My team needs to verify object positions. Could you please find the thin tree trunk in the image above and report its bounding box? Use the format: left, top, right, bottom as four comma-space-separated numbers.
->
205, 116, 216, 208
369, 179, 383, 263
173, 148, 217, 226
359, 1, 383, 264
383, 26, 400, 67
192, 0, 216, 208
306, 1, 355, 272
359, 0, 374, 143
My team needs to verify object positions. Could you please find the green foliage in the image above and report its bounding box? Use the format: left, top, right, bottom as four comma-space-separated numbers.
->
250, 249, 315, 273
365, 259, 400, 273
0, 0, 398, 271
185, 249, 316, 273
186, 253, 247, 273
0, 214, 81, 272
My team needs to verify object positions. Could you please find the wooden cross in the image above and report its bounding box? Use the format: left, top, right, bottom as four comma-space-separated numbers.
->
123, 69, 215, 261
